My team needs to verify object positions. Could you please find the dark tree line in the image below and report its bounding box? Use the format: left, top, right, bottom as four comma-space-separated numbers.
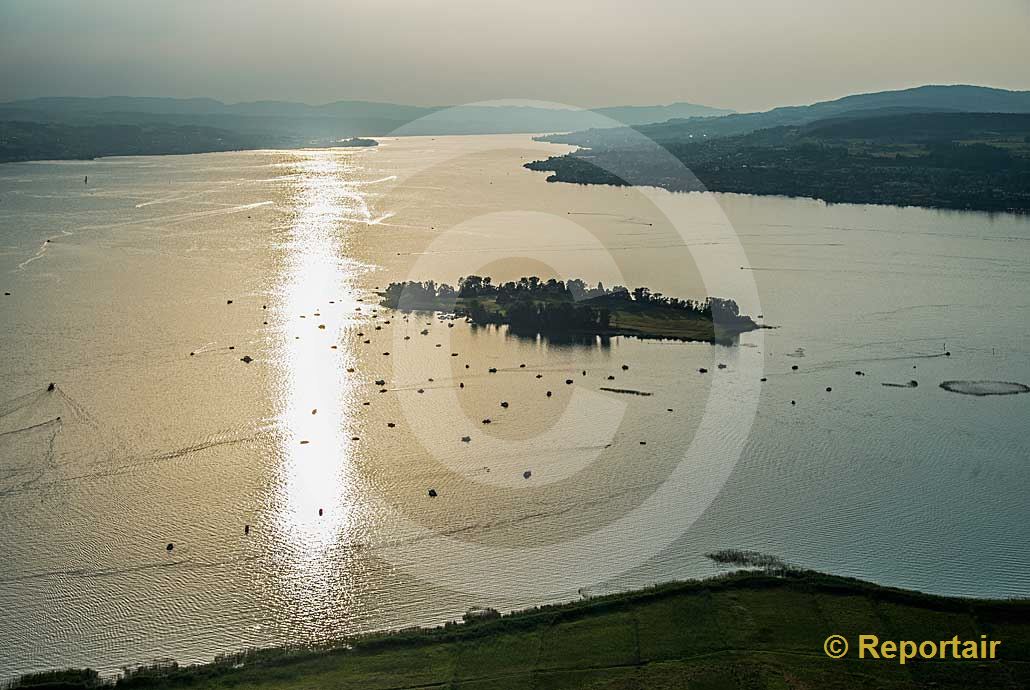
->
382, 275, 746, 328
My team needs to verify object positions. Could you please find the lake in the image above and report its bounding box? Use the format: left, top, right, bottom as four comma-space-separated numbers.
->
1, 135, 1028, 679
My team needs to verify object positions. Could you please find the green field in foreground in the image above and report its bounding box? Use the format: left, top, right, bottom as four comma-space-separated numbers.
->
11, 571, 1030, 690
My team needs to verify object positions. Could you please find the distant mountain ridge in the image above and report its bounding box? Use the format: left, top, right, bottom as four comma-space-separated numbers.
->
542, 85, 1030, 147
0, 97, 732, 142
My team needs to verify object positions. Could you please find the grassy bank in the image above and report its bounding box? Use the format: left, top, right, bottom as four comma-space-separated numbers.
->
10, 570, 1029, 689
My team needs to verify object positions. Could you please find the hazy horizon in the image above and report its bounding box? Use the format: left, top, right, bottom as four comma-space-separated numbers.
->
2, 0, 1028, 112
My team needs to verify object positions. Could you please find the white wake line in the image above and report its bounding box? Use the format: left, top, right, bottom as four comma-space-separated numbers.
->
348, 175, 398, 186
15, 201, 275, 271
132, 170, 309, 208
80, 201, 274, 232
363, 212, 396, 226
17, 240, 50, 270
134, 187, 223, 208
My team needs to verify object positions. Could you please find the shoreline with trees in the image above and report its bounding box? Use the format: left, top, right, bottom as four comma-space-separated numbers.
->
527, 112, 1030, 214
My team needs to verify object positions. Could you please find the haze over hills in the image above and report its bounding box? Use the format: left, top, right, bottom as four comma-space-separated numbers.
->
3, 85, 1030, 167
543, 85, 1030, 147
0, 97, 733, 144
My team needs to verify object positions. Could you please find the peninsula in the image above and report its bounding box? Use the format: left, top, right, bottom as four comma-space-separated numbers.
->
527, 111, 1030, 213
381, 276, 761, 343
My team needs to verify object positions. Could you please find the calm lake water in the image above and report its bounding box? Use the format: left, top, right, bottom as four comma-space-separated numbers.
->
1, 135, 1028, 678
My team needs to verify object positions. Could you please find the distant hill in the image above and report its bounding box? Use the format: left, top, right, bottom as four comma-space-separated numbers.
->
0, 97, 731, 145
0, 120, 265, 163
593, 102, 734, 123
542, 85, 1030, 147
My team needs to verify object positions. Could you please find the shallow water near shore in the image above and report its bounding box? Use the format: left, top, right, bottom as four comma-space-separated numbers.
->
1, 135, 1028, 679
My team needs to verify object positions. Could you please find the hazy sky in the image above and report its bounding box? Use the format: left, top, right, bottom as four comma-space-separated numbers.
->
2, 0, 1028, 112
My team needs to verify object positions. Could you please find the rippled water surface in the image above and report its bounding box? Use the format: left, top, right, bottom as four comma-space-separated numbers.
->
1, 136, 1028, 678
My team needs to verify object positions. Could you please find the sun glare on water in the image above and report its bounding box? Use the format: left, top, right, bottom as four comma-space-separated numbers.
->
268, 150, 372, 601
